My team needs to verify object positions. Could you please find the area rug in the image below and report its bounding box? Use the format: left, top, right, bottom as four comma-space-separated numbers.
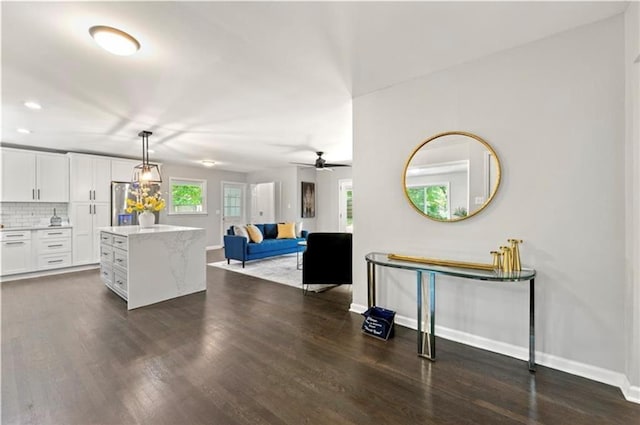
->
208, 254, 302, 288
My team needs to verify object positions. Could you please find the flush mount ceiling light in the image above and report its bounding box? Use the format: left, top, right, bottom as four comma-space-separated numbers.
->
89, 25, 140, 56
132, 130, 162, 184
17, 128, 31, 134
201, 160, 215, 167
24, 101, 42, 110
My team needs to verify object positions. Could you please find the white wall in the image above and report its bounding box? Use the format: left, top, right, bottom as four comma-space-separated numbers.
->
159, 163, 246, 247
624, 2, 640, 400
316, 167, 352, 231
247, 167, 297, 223
353, 14, 627, 387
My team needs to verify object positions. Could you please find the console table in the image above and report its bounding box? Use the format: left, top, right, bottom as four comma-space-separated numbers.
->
365, 252, 537, 371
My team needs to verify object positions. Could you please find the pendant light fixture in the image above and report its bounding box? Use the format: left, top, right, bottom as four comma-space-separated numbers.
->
132, 130, 162, 184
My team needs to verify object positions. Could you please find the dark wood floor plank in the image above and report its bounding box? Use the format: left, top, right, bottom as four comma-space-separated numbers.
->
2, 248, 639, 425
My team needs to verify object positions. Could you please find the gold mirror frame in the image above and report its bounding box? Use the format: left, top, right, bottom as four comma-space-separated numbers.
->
403, 131, 502, 222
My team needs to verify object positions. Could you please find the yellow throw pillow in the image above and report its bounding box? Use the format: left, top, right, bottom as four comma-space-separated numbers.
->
277, 222, 296, 239
246, 224, 263, 243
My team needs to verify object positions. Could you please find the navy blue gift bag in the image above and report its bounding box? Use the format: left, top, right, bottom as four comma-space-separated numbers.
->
361, 306, 395, 340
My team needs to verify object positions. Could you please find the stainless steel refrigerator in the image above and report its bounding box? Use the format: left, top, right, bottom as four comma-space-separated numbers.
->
111, 181, 161, 226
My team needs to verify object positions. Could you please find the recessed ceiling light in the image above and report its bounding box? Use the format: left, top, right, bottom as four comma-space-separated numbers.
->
17, 128, 31, 134
24, 101, 42, 110
201, 160, 215, 167
89, 25, 140, 56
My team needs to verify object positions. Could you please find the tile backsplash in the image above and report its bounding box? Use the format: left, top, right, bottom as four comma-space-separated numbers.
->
0, 203, 69, 228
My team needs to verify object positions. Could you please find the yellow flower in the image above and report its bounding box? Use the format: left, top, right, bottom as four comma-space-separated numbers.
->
126, 207, 133, 213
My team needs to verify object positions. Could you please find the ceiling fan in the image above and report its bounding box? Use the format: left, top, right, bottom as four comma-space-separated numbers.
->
291, 152, 351, 171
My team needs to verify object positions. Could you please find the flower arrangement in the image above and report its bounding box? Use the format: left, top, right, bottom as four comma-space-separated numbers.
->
126, 186, 166, 213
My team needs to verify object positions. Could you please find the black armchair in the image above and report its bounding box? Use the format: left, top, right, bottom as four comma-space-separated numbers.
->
302, 232, 352, 292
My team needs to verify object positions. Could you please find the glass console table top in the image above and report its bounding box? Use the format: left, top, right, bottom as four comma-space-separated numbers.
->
365, 252, 535, 282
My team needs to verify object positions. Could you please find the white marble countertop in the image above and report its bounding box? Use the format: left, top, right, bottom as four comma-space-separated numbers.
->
1, 225, 73, 231
98, 224, 204, 236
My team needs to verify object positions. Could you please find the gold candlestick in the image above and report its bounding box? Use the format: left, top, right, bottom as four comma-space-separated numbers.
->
490, 251, 501, 271
501, 246, 513, 273
508, 239, 523, 271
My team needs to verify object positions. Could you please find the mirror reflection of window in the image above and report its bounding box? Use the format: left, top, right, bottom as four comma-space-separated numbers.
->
407, 183, 450, 220
403, 132, 501, 221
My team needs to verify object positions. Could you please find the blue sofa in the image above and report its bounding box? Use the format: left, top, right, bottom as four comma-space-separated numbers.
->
224, 223, 308, 267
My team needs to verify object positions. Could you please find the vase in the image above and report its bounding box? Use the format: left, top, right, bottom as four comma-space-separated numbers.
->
138, 211, 155, 228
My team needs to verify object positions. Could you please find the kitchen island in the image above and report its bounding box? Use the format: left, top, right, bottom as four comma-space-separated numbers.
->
98, 225, 206, 310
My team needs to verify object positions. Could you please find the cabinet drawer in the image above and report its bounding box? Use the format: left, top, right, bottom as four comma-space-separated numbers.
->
100, 265, 113, 284
113, 269, 128, 294
113, 248, 127, 269
100, 244, 113, 264
100, 232, 113, 246
0, 230, 31, 241
37, 237, 71, 254
37, 228, 71, 240
112, 235, 127, 251
37, 252, 71, 270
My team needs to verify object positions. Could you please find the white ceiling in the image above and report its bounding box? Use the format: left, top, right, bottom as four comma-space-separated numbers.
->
1, 1, 627, 172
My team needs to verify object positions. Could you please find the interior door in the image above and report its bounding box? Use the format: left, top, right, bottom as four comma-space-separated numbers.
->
338, 179, 353, 232
221, 182, 246, 243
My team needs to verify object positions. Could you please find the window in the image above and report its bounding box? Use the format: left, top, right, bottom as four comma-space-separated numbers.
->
223, 186, 243, 218
407, 183, 450, 220
169, 177, 207, 215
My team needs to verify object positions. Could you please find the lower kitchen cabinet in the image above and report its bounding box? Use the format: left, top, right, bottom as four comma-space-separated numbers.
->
0, 227, 73, 277
0, 231, 32, 275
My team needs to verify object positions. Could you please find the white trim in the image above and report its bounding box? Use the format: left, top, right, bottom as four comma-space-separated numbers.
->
621, 377, 640, 403
206, 245, 223, 251
0, 264, 99, 283
348, 303, 639, 404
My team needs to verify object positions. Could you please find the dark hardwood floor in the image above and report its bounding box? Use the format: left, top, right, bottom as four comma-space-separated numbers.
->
2, 249, 639, 424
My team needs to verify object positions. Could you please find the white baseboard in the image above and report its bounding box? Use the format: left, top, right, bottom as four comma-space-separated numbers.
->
207, 245, 223, 250
1, 264, 100, 283
348, 303, 638, 404
621, 376, 640, 403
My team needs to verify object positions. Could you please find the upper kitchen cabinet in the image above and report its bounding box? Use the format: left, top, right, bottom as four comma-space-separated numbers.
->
68, 154, 111, 203
1, 148, 69, 202
111, 158, 139, 183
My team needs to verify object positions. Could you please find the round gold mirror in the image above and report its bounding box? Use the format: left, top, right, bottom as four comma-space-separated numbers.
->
403, 131, 501, 222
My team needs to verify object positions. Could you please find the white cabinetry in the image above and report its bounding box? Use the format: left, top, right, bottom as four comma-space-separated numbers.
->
0, 230, 32, 275
111, 158, 138, 182
69, 153, 112, 265
1, 148, 69, 202
0, 228, 74, 277
36, 228, 72, 270
100, 233, 128, 300
70, 203, 110, 265
68, 154, 111, 203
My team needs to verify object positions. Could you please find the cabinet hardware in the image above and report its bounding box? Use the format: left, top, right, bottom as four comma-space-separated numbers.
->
116, 280, 123, 285
32, 189, 35, 199
47, 232, 63, 236
47, 244, 63, 248
116, 258, 123, 262
93, 190, 96, 200
5, 234, 23, 238
5, 242, 24, 245
37, 189, 40, 200
48, 259, 64, 264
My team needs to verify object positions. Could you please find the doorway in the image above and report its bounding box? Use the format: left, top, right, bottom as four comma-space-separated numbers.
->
338, 179, 353, 233
221, 181, 246, 244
